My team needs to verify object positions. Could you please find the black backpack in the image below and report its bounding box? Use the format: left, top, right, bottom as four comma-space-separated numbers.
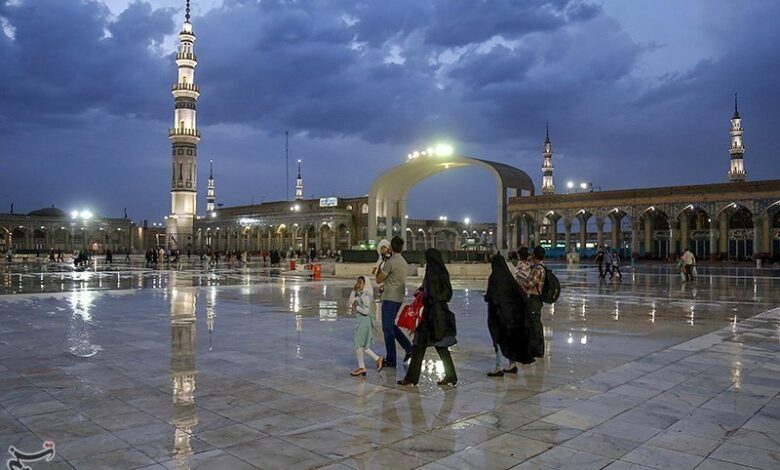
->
533, 264, 561, 304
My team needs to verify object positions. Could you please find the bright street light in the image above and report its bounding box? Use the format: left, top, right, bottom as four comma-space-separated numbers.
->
408, 143, 454, 160
567, 181, 574, 189
71, 209, 93, 220
464, 217, 471, 225
435, 143, 453, 156
580, 182, 588, 189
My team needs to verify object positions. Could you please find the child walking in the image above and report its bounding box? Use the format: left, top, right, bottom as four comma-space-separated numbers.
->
349, 276, 384, 377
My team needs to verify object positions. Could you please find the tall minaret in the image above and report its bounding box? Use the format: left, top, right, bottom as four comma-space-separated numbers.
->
295, 159, 303, 200
728, 93, 746, 182
166, 0, 200, 250
206, 160, 215, 213
541, 123, 555, 195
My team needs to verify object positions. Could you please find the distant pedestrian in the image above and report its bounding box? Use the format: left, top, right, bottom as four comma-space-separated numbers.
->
348, 276, 384, 377
611, 250, 623, 279
603, 248, 614, 279
595, 247, 605, 278
682, 248, 695, 281
398, 248, 458, 387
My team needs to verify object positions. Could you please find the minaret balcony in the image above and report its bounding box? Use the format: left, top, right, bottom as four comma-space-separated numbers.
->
176, 52, 197, 61
169, 128, 201, 138
172, 83, 199, 93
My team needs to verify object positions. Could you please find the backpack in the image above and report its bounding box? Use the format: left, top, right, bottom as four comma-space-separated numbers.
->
533, 264, 561, 304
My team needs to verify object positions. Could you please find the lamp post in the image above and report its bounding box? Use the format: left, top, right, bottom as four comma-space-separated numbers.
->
464, 217, 471, 262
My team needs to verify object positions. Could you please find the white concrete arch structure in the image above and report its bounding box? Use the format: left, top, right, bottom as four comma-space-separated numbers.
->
368, 154, 535, 250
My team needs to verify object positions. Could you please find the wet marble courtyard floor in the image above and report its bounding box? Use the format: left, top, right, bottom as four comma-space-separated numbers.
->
1, 264, 779, 469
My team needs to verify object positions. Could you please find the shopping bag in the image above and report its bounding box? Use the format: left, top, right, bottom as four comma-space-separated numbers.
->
396, 291, 424, 333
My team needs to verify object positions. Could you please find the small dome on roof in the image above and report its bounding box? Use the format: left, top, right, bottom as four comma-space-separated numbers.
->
28, 207, 66, 217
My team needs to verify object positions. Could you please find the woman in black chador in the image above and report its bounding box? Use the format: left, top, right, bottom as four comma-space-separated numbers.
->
398, 249, 458, 387
485, 253, 535, 374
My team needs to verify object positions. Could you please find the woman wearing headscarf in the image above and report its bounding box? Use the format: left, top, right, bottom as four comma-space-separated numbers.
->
485, 253, 533, 376
398, 249, 458, 387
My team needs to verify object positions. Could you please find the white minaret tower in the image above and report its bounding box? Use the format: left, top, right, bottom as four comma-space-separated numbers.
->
295, 159, 303, 200
728, 93, 746, 182
541, 123, 555, 195
206, 160, 215, 213
166, 0, 200, 250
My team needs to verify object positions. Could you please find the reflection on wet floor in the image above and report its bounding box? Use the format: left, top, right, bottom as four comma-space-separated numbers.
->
0, 264, 779, 469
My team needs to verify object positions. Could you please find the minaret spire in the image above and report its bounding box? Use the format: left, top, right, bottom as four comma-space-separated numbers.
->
541, 124, 554, 195
728, 92, 746, 182
166, 0, 200, 249
295, 159, 304, 200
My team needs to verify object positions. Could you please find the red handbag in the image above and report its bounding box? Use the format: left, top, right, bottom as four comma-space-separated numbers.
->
396, 291, 424, 333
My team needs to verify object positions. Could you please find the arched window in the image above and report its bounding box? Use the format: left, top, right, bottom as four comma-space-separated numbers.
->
361, 203, 369, 214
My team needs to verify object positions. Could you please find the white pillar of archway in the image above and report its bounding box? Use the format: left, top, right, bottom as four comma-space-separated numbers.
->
497, 184, 507, 250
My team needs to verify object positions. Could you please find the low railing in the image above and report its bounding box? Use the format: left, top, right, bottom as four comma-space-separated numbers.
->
176, 52, 197, 61
169, 128, 201, 138
172, 83, 199, 92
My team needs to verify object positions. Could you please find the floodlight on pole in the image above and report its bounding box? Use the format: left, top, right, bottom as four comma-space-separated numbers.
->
567, 181, 574, 189
464, 217, 471, 225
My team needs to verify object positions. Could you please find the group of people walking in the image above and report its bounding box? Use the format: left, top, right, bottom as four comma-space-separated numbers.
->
346, 236, 550, 387
484, 246, 547, 376
595, 247, 623, 279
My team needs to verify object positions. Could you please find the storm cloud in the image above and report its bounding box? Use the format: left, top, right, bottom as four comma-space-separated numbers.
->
0, 0, 778, 221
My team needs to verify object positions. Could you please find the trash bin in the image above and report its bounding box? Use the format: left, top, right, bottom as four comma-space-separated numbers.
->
290, 259, 296, 270
312, 264, 321, 280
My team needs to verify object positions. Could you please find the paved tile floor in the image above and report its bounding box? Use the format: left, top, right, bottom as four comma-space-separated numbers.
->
1, 264, 779, 469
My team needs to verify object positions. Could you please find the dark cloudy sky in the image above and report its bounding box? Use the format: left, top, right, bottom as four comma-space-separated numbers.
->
1, 0, 778, 224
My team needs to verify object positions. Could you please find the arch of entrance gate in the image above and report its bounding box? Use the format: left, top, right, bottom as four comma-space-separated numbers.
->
368, 154, 535, 249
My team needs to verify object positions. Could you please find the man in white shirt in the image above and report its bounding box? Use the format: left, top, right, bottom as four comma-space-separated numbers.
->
682, 249, 696, 281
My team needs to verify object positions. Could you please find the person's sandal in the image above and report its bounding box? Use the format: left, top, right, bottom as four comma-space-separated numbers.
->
376, 357, 384, 372
350, 368, 367, 377
503, 366, 519, 374
487, 369, 504, 377
397, 379, 417, 386
437, 377, 458, 386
